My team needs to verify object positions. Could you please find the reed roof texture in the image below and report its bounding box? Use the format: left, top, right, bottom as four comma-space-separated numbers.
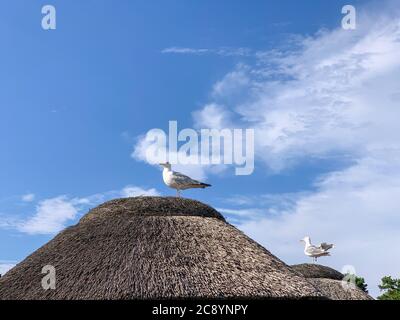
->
307, 279, 373, 300
291, 263, 344, 280
291, 263, 373, 300
0, 197, 323, 300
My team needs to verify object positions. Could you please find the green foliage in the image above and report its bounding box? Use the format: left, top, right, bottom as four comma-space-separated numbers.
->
378, 276, 400, 300
355, 276, 368, 293
344, 273, 368, 293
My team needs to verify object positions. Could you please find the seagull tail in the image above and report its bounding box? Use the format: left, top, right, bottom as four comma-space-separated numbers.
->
199, 183, 211, 188
188, 182, 211, 189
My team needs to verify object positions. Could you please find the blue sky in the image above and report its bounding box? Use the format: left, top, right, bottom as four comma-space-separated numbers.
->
1, 0, 400, 297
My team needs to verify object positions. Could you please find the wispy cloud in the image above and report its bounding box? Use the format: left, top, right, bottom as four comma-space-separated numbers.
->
162, 47, 210, 54
162, 46, 253, 57
21, 193, 35, 202
131, 129, 227, 181
0, 261, 16, 276
217, 207, 265, 224
218, 193, 307, 224
223, 192, 307, 211
1, 185, 161, 235
188, 2, 400, 297
120, 186, 160, 198
271, 21, 292, 28
17, 196, 84, 235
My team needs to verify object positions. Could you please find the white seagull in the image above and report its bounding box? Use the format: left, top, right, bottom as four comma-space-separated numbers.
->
159, 162, 211, 197
300, 236, 334, 263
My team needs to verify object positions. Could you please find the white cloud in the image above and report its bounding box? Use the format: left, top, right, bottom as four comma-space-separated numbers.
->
237, 157, 400, 298
217, 207, 265, 225
192, 103, 233, 129
194, 3, 400, 298
218, 208, 258, 217
21, 193, 35, 202
18, 196, 79, 235
0, 213, 17, 229
193, 12, 400, 172
2, 185, 161, 235
212, 68, 252, 100
162, 47, 210, 54
121, 186, 160, 197
132, 128, 226, 181
224, 192, 306, 206
0, 261, 15, 276
162, 47, 252, 57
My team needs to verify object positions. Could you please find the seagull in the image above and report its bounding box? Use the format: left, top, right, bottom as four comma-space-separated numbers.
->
300, 236, 334, 263
159, 162, 211, 197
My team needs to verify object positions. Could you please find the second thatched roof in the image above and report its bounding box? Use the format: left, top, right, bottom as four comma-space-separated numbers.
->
292, 263, 373, 300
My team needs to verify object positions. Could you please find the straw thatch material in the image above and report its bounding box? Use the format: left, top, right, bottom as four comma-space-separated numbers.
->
308, 279, 373, 300
291, 264, 373, 300
0, 197, 323, 300
291, 264, 344, 280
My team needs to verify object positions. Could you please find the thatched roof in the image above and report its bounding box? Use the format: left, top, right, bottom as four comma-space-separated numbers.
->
0, 197, 323, 300
291, 263, 373, 300
307, 278, 373, 300
291, 263, 344, 280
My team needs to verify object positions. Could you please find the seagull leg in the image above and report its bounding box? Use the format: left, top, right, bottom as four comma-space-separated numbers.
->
176, 189, 181, 197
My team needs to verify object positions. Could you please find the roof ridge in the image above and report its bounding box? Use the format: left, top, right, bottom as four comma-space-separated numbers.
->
79, 196, 226, 223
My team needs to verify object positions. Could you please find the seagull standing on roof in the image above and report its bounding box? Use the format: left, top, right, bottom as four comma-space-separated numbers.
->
300, 236, 334, 263
159, 162, 211, 197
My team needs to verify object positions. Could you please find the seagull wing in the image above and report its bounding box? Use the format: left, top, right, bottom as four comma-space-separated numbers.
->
305, 245, 326, 256
319, 242, 334, 251
171, 171, 203, 187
